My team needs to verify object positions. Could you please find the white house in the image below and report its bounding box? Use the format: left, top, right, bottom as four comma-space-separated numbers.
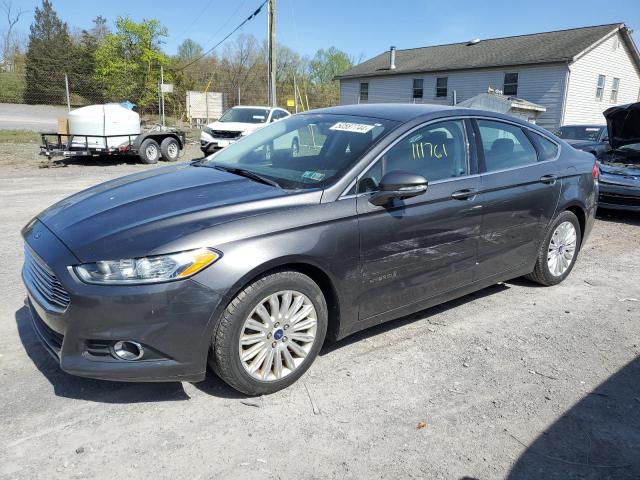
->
336, 23, 640, 130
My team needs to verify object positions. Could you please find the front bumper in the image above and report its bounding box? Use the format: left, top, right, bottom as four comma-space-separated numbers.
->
598, 180, 640, 212
200, 131, 237, 154
21, 221, 224, 382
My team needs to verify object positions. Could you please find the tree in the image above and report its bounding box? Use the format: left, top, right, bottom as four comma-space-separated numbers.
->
1, 0, 27, 69
24, 0, 73, 104
90, 15, 108, 41
93, 17, 170, 108
307, 47, 354, 107
308, 47, 353, 86
176, 38, 203, 62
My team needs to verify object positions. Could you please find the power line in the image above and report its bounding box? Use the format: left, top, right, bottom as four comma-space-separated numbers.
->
175, 0, 267, 72
174, 0, 216, 40
200, 0, 247, 49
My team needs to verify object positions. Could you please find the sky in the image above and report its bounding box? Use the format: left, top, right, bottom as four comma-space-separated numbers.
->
6, 0, 640, 61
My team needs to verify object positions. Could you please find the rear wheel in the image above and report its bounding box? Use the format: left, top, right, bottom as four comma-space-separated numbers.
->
210, 270, 327, 395
160, 137, 180, 162
139, 139, 160, 164
526, 210, 581, 286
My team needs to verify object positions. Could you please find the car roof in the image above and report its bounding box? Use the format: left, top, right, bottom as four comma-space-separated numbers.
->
305, 103, 469, 122
231, 105, 286, 111
560, 124, 605, 128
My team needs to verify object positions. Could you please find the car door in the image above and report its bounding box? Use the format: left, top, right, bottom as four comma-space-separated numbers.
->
473, 118, 562, 279
354, 118, 483, 320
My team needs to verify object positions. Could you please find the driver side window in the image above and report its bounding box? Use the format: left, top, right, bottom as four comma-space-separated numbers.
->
356, 120, 469, 193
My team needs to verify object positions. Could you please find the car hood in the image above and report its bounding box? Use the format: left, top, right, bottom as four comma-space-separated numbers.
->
206, 121, 264, 132
603, 102, 640, 150
36, 164, 317, 262
598, 160, 640, 183
566, 139, 598, 149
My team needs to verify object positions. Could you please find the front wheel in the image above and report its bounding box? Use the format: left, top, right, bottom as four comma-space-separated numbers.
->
526, 210, 582, 286
210, 270, 327, 395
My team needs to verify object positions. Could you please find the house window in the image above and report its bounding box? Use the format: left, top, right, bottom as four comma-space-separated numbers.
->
412, 79, 424, 99
611, 77, 620, 102
503, 73, 518, 96
436, 77, 448, 98
596, 74, 605, 101
359, 82, 369, 102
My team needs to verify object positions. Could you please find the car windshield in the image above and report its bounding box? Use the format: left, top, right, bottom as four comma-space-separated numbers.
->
202, 113, 398, 189
219, 108, 270, 124
556, 126, 604, 141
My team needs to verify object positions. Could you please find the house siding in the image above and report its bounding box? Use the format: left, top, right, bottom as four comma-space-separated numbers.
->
339, 63, 568, 129
563, 31, 640, 125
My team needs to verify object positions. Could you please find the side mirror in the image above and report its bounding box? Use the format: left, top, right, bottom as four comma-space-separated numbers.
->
369, 171, 428, 207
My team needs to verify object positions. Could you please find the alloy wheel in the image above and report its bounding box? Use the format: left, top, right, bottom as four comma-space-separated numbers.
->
238, 290, 317, 381
547, 221, 577, 276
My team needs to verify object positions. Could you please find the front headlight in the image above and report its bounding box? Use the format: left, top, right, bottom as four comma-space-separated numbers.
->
74, 248, 220, 285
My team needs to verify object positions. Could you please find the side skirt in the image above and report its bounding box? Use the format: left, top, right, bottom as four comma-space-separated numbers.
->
336, 264, 533, 340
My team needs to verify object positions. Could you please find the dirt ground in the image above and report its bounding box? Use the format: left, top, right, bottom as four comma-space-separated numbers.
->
1, 142, 639, 480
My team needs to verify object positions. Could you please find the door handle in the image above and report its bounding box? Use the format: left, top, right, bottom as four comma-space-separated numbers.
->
451, 188, 477, 200
539, 174, 557, 185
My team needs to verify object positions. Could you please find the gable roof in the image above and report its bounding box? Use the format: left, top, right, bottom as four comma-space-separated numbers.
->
337, 23, 633, 79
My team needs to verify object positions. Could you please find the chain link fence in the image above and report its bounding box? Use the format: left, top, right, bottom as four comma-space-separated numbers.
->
0, 68, 341, 130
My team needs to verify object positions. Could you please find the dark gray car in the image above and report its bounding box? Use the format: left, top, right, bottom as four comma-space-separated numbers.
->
22, 104, 598, 395
596, 102, 640, 211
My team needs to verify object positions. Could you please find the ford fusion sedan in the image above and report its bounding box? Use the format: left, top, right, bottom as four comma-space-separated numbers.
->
200, 105, 291, 155
596, 102, 640, 211
22, 104, 597, 395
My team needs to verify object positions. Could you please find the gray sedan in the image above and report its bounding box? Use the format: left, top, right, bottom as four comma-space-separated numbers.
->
22, 104, 598, 394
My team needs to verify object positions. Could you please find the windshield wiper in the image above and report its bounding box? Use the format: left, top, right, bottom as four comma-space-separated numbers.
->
213, 165, 281, 188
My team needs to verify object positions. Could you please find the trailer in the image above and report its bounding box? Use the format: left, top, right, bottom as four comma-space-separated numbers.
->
40, 129, 186, 164
40, 104, 186, 164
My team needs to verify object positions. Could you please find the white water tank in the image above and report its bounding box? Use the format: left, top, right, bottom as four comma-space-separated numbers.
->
68, 104, 140, 149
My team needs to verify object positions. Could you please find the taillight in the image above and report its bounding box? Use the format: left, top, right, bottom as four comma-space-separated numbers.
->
592, 161, 599, 179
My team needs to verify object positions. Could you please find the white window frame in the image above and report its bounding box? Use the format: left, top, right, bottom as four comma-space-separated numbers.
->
596, 74, 606, 101
503, 72, 519, 96
359, 82, 369, 103
610, 77, 620, 102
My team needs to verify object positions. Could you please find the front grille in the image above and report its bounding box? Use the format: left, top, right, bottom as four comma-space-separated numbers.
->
30, 303, 63, 358
211, 130, 242, 140
599, 192, 640, 207
23, 247, 70, 313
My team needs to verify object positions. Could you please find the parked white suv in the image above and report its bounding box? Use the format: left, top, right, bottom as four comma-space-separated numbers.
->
200, 106, 291, 154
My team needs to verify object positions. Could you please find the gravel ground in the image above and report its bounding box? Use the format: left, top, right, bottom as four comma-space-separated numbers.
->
1, 144, 639, 480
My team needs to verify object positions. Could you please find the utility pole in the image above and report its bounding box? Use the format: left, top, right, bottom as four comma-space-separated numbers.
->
160, 65, 165, 127
267, 0, 276, 107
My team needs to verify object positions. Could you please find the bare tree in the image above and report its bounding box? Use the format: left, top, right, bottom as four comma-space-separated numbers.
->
1, 0, 27, 70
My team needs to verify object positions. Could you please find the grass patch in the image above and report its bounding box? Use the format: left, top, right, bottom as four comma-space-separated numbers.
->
0, 130, 41, 144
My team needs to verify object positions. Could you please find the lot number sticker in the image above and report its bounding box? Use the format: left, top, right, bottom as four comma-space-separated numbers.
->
330, 122, 375, 134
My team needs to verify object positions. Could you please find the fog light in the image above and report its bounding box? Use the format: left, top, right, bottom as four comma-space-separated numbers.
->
113, 341, 144, 361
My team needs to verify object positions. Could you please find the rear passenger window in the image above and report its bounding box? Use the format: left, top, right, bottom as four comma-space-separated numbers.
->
530, 132, 559, 161
477, 120, 538, 171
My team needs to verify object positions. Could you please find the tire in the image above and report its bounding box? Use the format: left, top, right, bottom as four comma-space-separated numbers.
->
160, 137, 180, 162
290, 137, 299, 157
210, 270, 328, 395
526, 210, 582, 286
139, 138, 160, 164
